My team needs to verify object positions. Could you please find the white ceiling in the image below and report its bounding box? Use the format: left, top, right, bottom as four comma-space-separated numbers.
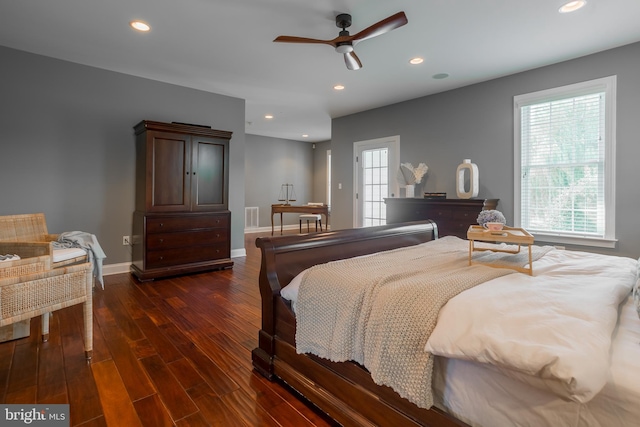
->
2, 0, 640, 142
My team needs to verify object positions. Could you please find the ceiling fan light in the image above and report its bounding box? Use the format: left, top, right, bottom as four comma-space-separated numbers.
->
559, 1, 586, 13
409, 57, 424, 65
335, 44, 354, 54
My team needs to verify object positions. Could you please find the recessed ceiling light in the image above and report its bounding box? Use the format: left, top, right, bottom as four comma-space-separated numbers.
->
264, 114, 274, 119
409, 57, 424, 65
130, 21, 151, 32
559, 1, 586, 13
333, 85, 345, 91
302, 134, 309, 138
432, 73, 449, 79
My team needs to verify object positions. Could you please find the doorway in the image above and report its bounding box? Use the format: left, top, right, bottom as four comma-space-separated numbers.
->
353, 136, 400, 227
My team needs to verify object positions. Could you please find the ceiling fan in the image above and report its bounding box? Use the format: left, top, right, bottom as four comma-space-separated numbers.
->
273, 11, 408, 71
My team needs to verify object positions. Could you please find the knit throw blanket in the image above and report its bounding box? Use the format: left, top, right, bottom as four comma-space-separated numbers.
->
295, 236, 553, 409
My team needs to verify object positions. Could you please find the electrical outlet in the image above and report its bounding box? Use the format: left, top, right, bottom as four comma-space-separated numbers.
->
123, 236, 131, 246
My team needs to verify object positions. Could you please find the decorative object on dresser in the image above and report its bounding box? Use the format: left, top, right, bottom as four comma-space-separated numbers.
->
398, 162, 429, 198
131, 120, 233, 281
384, 198, 498, 239
456, 159, 479, 199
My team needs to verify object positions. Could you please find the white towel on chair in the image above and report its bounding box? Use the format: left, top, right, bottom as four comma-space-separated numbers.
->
55, 231, 107, 288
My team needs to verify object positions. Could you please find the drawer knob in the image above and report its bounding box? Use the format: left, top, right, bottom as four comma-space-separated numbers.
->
159, 256, 164, 260
159, 239, 164, 243
159, 223, 164, 227
216, 233, 220, 238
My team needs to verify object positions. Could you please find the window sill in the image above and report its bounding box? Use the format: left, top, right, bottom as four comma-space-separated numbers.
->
530, 232, 617, 249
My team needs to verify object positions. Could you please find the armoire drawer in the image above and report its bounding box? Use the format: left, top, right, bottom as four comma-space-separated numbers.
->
146, 214, 229, 233
147, 229, 229, 249
146, 244, 230, 268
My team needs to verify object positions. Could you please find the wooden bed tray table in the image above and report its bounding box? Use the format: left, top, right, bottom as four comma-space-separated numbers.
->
467, 225, 535, 275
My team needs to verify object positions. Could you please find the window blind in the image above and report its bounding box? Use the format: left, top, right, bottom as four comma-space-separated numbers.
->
520, 92, 605, 237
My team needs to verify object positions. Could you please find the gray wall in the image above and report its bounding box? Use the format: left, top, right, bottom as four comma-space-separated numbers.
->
331, 41, 640, 258
0, 46, 246, 265
244, 134, 314, 228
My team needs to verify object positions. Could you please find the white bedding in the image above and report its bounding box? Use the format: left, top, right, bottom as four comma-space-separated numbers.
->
432, 294, 640, 427
280, 243, 640, 426
426, 248, 636, 403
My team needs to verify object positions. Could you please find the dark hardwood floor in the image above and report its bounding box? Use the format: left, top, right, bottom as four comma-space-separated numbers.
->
0, 230, 337, 426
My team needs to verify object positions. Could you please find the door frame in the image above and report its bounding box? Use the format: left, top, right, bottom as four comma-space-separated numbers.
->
353, 136, 400, 227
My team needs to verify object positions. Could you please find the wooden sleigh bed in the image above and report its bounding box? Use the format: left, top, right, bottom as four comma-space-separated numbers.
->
251, 220, 466, 426
251, 220, 640, 427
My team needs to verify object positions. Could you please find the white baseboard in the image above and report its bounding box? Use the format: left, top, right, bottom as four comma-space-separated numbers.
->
244, 224, 305, 234
103, 262, 132, 276
231, 248, 246, 258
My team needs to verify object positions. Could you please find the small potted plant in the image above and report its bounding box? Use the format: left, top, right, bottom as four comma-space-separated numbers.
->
477, 209, 506, 230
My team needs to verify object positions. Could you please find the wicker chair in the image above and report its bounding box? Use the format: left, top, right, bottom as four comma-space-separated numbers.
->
0, 255, 93, 359
0, 213, 87, 268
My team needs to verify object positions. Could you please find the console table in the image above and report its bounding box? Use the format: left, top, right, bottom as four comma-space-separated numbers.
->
271, 204, 330, 235
384, 198, 498, 238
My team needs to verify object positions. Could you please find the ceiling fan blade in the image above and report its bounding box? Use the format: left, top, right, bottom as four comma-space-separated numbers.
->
273, 35, 336, 46
352, 11, 408, 43
344, 51, 362, 70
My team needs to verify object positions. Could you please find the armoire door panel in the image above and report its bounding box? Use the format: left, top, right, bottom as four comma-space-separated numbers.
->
149, 133, 190, 211
192, 139, 227, 211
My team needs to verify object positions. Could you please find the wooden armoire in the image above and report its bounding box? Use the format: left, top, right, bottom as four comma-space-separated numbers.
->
131, 120, 233, 280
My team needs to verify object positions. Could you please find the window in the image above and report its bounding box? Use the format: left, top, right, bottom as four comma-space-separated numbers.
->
514, 76, 617, 248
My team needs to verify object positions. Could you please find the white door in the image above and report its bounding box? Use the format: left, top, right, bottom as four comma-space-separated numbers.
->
354, 136, 400, 227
